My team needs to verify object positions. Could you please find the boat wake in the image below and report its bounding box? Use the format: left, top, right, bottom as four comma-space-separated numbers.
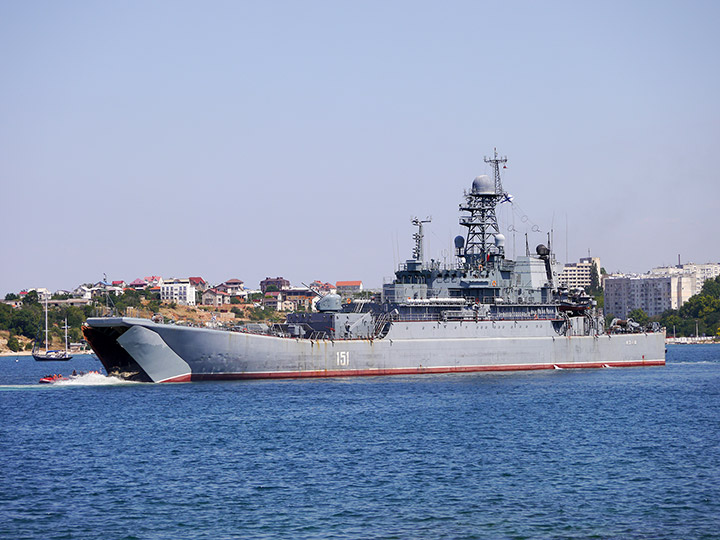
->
52, 372, 140, 386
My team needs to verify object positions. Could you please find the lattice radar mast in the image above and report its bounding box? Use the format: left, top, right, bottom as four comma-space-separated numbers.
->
458, 148, 508, 271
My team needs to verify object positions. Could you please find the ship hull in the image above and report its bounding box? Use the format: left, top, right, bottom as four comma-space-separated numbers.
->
84, 317, 665, 383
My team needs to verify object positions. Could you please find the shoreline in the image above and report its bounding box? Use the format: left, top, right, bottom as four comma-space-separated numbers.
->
0, 350, 33, 357
0, 349, 90, 357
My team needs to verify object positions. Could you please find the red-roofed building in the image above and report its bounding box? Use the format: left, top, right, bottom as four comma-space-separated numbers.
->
189, 277, 208, 292
112, 280, 126, 288
336, 281, 363, 295
202, 288, 231, 307
310, 280, 336, 295
129, 278, 148, 290
262, 291, 283, 310
144, 276, 164, 287
217, 278, 245, 297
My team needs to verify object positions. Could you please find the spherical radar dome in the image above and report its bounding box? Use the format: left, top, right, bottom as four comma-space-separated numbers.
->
472, 175, 495, 195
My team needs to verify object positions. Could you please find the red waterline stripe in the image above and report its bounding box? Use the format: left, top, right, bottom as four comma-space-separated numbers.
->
159, 373, 192, 383
179, 360, 665, 382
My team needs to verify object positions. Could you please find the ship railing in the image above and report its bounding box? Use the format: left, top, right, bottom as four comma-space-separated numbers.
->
309, 331, 329, 341
395, 261, 460, 272
394, 312, 562, 323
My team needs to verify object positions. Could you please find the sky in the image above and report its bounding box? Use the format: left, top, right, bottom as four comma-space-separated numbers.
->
1, 0, 719, 295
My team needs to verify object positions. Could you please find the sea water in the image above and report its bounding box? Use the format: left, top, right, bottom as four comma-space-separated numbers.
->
1, 346, 718, 539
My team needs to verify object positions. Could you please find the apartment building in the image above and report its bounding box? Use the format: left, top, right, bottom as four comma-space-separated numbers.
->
558, 257, 601, 289
160, 279, 197, 306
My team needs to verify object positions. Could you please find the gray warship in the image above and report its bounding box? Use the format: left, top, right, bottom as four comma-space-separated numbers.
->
84, 151, 665, 382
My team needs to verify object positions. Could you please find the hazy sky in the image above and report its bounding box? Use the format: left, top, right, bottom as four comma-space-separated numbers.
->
2, 1, 718, 295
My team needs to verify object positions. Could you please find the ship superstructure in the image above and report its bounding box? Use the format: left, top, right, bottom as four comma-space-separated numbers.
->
83, 151, 665, 382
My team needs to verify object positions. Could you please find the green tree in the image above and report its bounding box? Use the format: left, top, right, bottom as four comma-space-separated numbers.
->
142, 290, 160, 301
22, 290, 39, 305
10, 308, 42, 339
701, 275, 720, 298
4, 293, 19, 301
679, 295, 720, 319
628, 308, 649, 325
0, 303, 12, 328
113, 290, 143, 312
660, 309, 695, 337
68, 327, 82, 342
588, 264, 601, 294
6, 334, 20, 352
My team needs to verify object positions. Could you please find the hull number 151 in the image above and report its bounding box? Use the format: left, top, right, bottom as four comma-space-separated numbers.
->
336, 351, 350, 366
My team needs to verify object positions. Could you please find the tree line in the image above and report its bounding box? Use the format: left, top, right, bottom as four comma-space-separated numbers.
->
614, 276, 720, 337
0, 288, 164, 352
657, 275, 720, 337
1, 291, 94, 351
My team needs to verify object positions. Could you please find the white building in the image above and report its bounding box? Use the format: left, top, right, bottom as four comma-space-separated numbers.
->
604, 273, 695, 319
650, 262, 720, 294
27, 287, 52, 301
73, 285, 92, 300
558, 257, 601, 289
161, 279, 197, 306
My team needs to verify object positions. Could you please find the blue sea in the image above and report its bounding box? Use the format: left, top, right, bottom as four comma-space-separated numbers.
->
1, 346, 719, 540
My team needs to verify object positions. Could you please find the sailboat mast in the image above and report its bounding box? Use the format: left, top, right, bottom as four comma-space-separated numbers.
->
44, 297, 49, 353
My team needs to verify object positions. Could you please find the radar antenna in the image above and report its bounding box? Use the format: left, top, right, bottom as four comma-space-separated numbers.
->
411, 216, 431, 262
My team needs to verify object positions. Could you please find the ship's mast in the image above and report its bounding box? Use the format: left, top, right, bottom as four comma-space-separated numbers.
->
459, 149, 508, 271
44, 296, 49, 353
411, 216, 431, 262
486, 147, 507, 196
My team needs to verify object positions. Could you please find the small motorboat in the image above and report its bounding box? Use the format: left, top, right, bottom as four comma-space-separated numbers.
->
38, 374, 68, 384
38, 370, 104, 384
